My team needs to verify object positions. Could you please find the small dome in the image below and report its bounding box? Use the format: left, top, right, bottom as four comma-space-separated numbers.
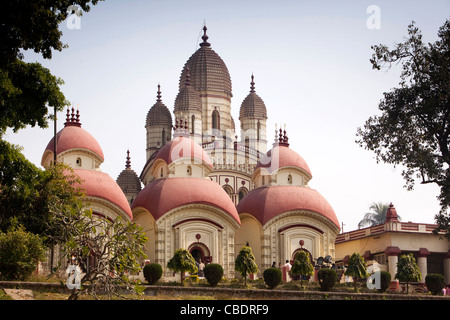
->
132, 177, 240, 225
116, 150, 142, 195
255, 130, 312, 178
236, 185, 339, 229
179, 26, 232, 97
239, 74, 267, 120
154, 135, 213, 168
174, 67, 202, 113
73, 169, 133, 219
42, 108, 104, 166
146, 85, 172, 127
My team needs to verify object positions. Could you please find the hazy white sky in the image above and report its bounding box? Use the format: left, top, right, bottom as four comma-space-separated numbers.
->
4, 0, 449, 231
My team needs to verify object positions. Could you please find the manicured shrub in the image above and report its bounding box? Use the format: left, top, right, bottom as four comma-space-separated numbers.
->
143, 263, 163, 285
263, 267, 282, 289
379, 271, 391, 293
317, 268, 337, 291
204, 263, 223, 287
425, 273, 445, 295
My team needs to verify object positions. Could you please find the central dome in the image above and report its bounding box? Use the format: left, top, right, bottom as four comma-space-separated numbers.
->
179, 26, 232, 97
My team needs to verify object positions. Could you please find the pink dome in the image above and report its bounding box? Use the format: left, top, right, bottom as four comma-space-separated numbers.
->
255, 144, 312, 177
131, 177, 240, 225
154, 135, 213, 168
236, 185, 339, 229
73, 169, 132, 219
42, 110, 104, 165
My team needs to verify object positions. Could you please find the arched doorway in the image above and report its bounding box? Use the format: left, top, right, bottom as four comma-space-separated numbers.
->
188, 242, 212, 264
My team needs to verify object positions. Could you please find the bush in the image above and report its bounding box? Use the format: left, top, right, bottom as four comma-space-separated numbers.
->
425, 273, 445, 295
143, 263, 163, 285
0, 220, 45, 281
317, 268, 337, 291
263, 268, 282, 289
204, 263, 223, 287
379, 271, 391, 293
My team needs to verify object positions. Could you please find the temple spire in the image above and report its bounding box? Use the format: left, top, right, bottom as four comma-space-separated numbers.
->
64, 105, 81, 127
125, 150, 131, 169
156, 84, 162, 102
250, 73, 255, 93
199, 24, 211, 47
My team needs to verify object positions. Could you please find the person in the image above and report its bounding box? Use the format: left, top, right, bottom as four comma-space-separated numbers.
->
282, 260, 292, 282
198, 259, 205, 277
271, 261, 277, 268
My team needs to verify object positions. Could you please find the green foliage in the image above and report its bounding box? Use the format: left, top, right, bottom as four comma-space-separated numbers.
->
358, 202, 398, 228
356, 19, 450, 239
143, 263, 163, 285
345, 253, 369, 291
395, 253, 421, 294
204, 263, 223, 287
234, 246, 259, 287
291, 251, 314, 289
0, 60, 68, 135
48, 209, 147, 300
167, 249, 198, 284
0, 1, 104, 137
263, 267, 282, 289
379, 271, 391, 293
317, 268, 338, 292
0, 218, 46, 280
425, 273, 445, 295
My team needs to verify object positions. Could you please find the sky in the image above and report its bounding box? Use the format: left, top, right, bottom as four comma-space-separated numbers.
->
4, 0, 450, 232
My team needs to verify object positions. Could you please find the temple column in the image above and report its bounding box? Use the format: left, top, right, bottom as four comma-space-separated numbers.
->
444, 250, 450, 286
385, 246, 401, 291
417, 248, 430, 284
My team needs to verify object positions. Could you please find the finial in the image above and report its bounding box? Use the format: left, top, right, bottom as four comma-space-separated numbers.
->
125, 150, 131, 169
64, 106, 81, 127
200, 24, 211, 47
185, 67, 191, 86
250, 73, 255, 93
156, 84, 162, 102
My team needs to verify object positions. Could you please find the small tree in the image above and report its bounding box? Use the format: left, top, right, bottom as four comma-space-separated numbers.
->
345, 253, 369, 292
0, 218, 46, 281
425, 273, 445, 295
263, 267, 282, 289
234, 246, 259, 287
317, 268, 338, 292
143, 263, 163, 285
204, 263, 223, 287
395, 253, 421, 294
48, 208, 148, 300
167, 249, 197, 285
291, 251, 314, 289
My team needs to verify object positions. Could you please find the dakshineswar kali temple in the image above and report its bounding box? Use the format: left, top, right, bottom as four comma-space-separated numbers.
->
41, 25, 450, 289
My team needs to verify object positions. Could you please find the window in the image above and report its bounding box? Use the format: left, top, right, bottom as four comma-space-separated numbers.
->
257, 120, 261, 141
76, 157, 82, 167
288, 174, 292, 184
187, 165, 192, 176
212, 110, 219, 130
191, 115, 195, 134
238, 188, 248, 201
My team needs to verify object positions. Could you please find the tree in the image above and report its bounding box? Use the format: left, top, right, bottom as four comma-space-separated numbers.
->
47, 208, 147, 300
0, 156, 83, 237
167, 249, 198, 285
291, 251, 314, 289
358, 202, 401, 228
0, 1, 103, 136
395, 253, 421, 294
0, 218, 46, 281
356, 20, 450, 239
344, 253, 369, 292
234, 246, 259, 287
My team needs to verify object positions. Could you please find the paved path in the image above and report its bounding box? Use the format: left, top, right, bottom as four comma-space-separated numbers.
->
3, 289, 34, 300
